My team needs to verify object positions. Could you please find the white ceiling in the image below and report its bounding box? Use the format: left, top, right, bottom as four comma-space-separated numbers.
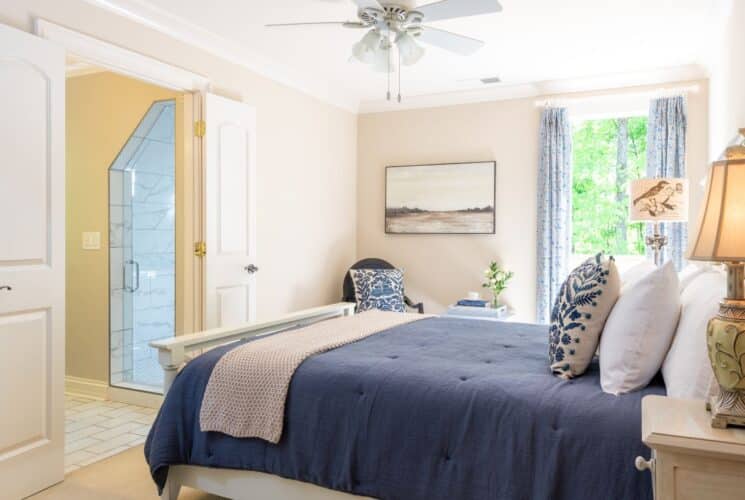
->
88, 0, 727, 112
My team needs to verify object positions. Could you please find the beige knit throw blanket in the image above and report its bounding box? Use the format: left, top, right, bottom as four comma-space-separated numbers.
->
199, 309, 432, 443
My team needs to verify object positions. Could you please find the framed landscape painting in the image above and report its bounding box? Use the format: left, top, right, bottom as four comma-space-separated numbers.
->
385, 161, 496, 234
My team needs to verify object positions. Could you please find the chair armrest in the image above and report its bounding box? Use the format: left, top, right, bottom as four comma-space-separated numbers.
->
404, 295, 424, 314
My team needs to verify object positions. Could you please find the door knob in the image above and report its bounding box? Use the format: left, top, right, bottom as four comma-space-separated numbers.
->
244, 264, 259, 274
0, 286, 11, 291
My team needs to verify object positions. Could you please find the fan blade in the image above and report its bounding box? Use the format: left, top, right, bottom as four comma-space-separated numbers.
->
352, 0, 383, 11
416, 26, 485, 55
417, 0, 502, 22
265, 21, 364, 28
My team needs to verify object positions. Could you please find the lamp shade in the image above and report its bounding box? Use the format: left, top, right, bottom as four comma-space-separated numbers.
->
395, 31, 425, 66
352, 30, 381, 64
629, 178, 689, 222
689, 129, 745, 261
371, 42, 393, 73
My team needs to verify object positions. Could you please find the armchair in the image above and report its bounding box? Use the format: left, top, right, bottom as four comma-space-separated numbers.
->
342, 258, 424, 314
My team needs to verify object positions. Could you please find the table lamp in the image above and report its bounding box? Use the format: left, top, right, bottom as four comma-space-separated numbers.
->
689, 128, 745, 428
629, 177, 689, 266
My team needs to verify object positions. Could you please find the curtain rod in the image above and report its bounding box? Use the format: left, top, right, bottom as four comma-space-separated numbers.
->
534, 84, 700, 108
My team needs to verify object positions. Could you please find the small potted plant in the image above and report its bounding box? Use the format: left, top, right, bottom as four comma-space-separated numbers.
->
482, 261, 514, 308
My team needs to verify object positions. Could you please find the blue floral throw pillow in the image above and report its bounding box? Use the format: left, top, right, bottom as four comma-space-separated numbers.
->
549, 253, 620, 379
350, 269, 406, 313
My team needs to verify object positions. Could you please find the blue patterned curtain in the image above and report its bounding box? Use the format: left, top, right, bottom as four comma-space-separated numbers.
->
646, 96, 687, 270
536, 107, 572, 324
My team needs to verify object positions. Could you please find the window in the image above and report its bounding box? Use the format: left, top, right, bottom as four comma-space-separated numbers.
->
571, 117, 648, 271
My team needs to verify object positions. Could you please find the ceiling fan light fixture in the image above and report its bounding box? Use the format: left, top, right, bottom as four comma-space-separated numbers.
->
371, 42, 393, 73
395, 31, 425, 66
352, 29, 381, 64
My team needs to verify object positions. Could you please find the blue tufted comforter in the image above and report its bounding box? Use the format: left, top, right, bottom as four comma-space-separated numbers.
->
145, 316, 663, 500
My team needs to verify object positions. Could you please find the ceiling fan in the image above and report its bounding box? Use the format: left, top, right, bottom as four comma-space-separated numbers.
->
266, 0, 503, 102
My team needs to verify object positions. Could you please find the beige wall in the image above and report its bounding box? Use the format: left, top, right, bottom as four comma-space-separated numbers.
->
66, 72, 182, 382
709, 0, 745, 159
3, 2, 358, 382
357, 82, 709, 321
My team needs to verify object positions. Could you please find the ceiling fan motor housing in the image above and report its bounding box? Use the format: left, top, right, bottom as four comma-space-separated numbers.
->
359, 5, 424, 35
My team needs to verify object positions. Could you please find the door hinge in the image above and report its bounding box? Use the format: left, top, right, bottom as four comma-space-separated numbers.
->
194, 120, 206, 137
194, 241, 207, 257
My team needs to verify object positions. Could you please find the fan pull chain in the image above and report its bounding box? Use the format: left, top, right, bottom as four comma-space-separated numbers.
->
386, 45, 391, 101
397, 48, 402, 103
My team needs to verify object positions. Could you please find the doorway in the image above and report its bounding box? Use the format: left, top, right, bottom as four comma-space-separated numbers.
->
65, 63, 197, 398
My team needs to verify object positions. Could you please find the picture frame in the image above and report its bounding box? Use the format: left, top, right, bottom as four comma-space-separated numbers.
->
385, 161, 496, 234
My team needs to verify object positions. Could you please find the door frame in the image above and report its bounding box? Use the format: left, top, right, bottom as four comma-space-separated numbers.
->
35, 19, 210, 405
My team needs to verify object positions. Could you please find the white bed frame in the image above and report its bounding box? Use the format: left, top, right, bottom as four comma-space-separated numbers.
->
150, 302, 374, 500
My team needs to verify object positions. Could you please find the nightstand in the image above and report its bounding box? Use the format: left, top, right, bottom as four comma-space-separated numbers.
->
637, 395, 745, 500
443, 305, 515, 322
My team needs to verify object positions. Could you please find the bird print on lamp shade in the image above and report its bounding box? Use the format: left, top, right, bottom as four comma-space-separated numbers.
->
632, 180, 684, 218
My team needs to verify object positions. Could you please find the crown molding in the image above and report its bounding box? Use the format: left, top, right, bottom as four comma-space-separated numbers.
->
358, 64, 709, 114
82, 0, 359, 113
78, 1, 710, 116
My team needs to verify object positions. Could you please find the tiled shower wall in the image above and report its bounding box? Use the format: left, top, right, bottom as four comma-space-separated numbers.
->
109, 100, 175, 391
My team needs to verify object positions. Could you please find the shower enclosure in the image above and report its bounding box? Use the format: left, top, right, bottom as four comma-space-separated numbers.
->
109, 99, 176, 393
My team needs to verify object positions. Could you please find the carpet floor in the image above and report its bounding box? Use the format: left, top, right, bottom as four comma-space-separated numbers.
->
30, 445, 224, 499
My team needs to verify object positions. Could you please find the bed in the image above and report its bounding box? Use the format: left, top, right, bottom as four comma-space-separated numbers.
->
146, 303, 663, 500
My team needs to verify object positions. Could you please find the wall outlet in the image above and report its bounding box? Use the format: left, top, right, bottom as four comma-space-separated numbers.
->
82, 232, 101, 250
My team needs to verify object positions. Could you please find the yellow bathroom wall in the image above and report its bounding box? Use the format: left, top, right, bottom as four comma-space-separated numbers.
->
66, 71, 183, 383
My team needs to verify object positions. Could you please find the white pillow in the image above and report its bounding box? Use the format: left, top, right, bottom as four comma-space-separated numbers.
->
599, 261, 681, 395
662, 270, 725, 399
678, 263, 711, 292
620, 261, 656, 291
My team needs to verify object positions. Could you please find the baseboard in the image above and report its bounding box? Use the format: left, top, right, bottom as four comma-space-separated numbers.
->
65, 376, 109, 400
65, 376, 164, 408
107, 386, 163, 409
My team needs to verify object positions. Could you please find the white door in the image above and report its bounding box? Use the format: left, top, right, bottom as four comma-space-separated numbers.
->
203, 93, 257, 328
0, 24, 65, 498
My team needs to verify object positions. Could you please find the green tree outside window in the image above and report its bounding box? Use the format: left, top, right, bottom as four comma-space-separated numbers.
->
572, 117, 648, 256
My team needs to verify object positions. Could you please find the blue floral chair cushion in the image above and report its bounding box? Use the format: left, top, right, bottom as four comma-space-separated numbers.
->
549, 253, 620, 379
349, 269, 406, 313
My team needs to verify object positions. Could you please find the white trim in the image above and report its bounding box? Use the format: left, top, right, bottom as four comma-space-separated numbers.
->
79, 0, 358, 112
64, 376, 108, 400
38, 19, 206, 409
358, 64, 708, 114
34, 19, 209, 93
66, 61, 106, 78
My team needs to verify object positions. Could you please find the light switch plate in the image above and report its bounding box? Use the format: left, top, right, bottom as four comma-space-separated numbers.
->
82, 232, 101, 250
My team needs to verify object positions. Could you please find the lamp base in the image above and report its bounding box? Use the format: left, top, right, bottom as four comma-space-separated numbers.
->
645, 222, 668, 266
706, 293, 745, 429
708, 385, 745, 429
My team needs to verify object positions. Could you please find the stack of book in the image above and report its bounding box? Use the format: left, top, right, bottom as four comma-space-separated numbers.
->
456, 298, 488, 307
454, 298, 507, 316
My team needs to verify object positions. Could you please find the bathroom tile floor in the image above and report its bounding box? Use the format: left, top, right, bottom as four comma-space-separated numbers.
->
64, 395, 155, 474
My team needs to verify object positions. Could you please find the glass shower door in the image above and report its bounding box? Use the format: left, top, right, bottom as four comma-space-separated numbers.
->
109, 99, 176, 393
